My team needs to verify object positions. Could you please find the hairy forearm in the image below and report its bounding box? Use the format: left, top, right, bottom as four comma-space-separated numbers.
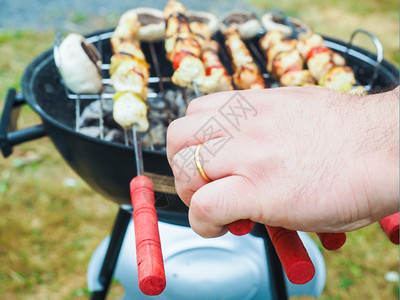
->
168, 85, 399, 235
360, 86, 399, 221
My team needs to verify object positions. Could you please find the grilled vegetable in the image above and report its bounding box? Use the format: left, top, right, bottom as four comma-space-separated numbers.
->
110, 10, 150, 131
112, 92, 149, 131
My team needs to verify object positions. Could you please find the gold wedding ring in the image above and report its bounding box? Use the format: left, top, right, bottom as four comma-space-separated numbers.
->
194, 144, 211, 182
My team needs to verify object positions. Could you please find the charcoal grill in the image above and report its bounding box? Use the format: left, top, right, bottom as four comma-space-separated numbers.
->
1, 26, 398, 300
2, 28, 398, 220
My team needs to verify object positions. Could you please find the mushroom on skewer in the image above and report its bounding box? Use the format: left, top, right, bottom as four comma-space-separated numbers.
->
56, 33, 103, 94
220, 10, 262, 39
130, 8, 166, 42
261, 11, 313, 40
187, 10, 219, 37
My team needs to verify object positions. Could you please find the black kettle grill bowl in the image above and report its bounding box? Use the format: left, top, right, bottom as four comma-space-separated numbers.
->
12, 29, 400, 225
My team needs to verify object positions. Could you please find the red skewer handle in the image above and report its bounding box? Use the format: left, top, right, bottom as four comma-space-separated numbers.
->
316, 232, 347, 250
265, 225, 315, 285
130, 175, 166, 296
227, 219, 256, 236
379, 212, 399, 244
227, 220, 346, 254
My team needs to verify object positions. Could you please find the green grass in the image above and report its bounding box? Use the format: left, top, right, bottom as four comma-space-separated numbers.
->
250, 0, 399, 16
0, 2, 399, 299
250, 0, 399, 66
0, 30, 118, 300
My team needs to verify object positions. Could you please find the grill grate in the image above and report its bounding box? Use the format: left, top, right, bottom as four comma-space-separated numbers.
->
53, 29, 384, 150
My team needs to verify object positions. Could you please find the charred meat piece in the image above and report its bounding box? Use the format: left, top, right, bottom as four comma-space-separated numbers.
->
306, 46, 346, 80
224, 27, 266, 89
272, 49, 304, 78
266, 39, 298, 73
280, 68, 315, 86
201, 40, 233, 91
259, 30, 284, 52
318, 66, 356, 92
259, 29, 356, 91
297, 33, 324, 58
163, 0, 224, 93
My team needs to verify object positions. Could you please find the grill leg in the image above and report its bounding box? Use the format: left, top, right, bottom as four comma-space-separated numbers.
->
90, 205, 132, 300
252, 223, 288, 300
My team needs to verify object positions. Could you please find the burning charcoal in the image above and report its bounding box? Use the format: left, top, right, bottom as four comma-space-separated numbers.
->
164, 90, 179, 111
165, 89, 187, 118
147, 97, 169, 122
147, 94, 167, 110
79, 126, 102, 138
140, 134, 151, 149
80, 100, 102, 127
184, 89, 198, 100
141, 121, 166, 150
101, 98, 114, 113
80, 99, 113, 127
148, 111, 169, 123
104, 113, 120, 129
105, 129, 125, 143
150, 121, 167, 147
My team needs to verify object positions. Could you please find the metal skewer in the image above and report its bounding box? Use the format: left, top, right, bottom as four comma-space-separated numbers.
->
146, 127, 155, 151
148, 42, 173, 120
76, 94, 81, 132
180, 87, 189, 106
123, 129, 129, 146
98, 94, 104, 139
132, 125, 144, 176
129, 124, 166, 295
192, 81, 200, 98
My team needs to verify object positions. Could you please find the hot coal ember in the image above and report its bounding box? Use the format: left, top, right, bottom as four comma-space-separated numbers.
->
78, 87, 197, 150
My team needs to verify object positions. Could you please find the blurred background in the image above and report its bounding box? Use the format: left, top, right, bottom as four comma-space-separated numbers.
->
0, 0, 398, 299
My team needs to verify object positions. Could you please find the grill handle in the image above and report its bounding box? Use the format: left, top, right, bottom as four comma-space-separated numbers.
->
345, 29, 383, 90
0, 88, 46, 158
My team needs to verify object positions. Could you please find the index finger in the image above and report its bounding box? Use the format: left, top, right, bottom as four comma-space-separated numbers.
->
186, 90, 234, 116
166, 111, 232, 166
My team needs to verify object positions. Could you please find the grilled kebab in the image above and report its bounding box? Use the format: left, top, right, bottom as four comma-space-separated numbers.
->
109, 10, 150, 132
260, 30, 357, 92
224, 27, 266, 89
163, 0, 227, 94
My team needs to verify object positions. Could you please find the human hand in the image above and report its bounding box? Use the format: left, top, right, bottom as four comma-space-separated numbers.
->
167, 86, 399, 237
